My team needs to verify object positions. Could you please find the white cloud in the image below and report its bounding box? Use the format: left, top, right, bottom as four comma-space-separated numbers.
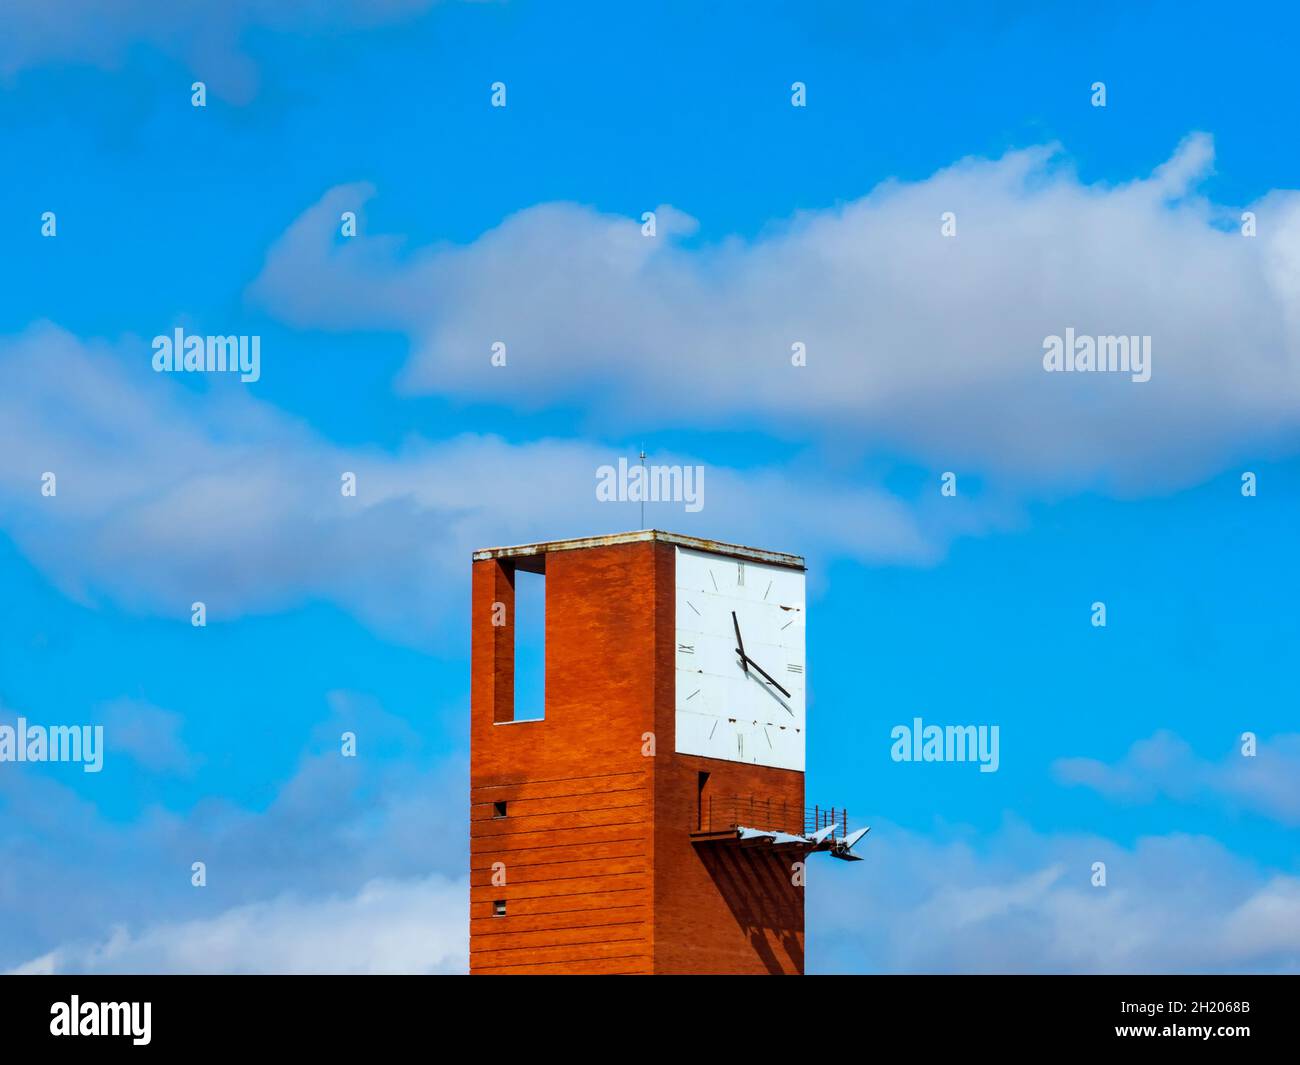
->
1053, 730, 1300, 826
0, 322, 958, 642
0, 0, 443, 103
7, 710, 1296, 975
8, 873, 468, 975
15, 801, 1298, 975
0, 689, 468, 971
100, 698, 198, 776
808, 820, 1300, 974
250, 136, 1300, 493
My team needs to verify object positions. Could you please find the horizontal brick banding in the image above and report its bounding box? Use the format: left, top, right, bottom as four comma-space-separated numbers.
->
470, 841, 645, 872
470, 823, 646, 854
471, 923, 648, 954
471, 902, 645, 930
470, 855, 647, 888
470, 791, 648, 822
474, 955, 651, 976
472, 945, 649, 971
470, 890, 645, 920
471, 769, 644, 798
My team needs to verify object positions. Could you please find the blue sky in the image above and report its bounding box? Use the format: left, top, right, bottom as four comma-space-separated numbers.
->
2, 0, 1299, 973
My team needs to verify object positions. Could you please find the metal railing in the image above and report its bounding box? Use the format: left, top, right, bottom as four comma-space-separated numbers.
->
696, 794, 848, 841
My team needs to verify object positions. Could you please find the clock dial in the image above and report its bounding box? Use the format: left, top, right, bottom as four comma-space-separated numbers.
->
674, 546, 806, 770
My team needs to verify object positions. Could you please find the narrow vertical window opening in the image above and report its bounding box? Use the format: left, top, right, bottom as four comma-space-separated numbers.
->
513, 566, 545, 720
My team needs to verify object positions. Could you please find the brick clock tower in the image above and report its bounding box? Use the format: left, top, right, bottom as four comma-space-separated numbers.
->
469, 531, 864, 975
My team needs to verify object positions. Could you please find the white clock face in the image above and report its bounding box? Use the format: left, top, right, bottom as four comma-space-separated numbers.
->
674, 546, 806, 771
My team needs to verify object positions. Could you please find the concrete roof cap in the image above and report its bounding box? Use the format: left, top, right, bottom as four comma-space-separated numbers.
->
472, 530, 805, 570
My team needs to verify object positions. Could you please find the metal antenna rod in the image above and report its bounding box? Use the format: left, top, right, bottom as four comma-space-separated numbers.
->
639, 445, 646, 529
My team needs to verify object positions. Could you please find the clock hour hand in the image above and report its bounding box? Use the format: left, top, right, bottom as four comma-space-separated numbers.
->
733, 648, 791, 699
731, 611, 748, 676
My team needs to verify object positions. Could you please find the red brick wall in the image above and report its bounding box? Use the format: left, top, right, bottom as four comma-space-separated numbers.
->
470, 544, 657, 974
470, 539, 804, 975
652, 754, 805, 974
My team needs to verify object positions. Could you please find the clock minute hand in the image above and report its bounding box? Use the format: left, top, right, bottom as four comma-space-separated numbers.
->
732, 611, 748, 676
734, 648, 791, 699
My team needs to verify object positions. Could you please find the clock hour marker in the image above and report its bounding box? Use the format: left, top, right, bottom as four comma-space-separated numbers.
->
763, 580, 772, 600
687, 600, 700, 616
678, 642, 695, 654
709, 569, 718, 591
686, 688, 700, 700
787, 663, 803, 674
781, 620, 793, 630
737, 562, 745, 586
707, 720, 717, 738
